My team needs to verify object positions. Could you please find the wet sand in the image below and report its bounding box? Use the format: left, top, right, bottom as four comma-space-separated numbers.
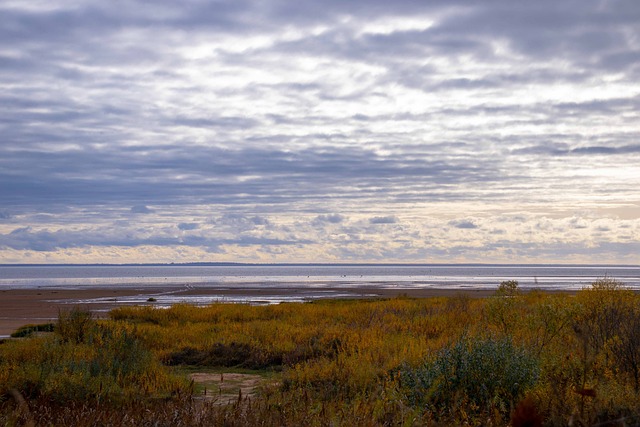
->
0, 288, 147, 337
0, 285, 504, 336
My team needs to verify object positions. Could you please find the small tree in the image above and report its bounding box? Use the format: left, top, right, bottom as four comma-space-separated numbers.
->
496, 280, 521, 297
486, 280, 522, 334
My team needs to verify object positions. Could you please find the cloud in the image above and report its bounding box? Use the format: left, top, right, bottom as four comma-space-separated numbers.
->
131, 205, 153, 214
513, 143, 640, 157
1, 0, 639, 263
448, 219, 479, 229
0, 223, 308, 253
0, 144, 501, 208
178, 222, 199, 231
315, 214, 345, 224
210, 214, 271, 231
2, 209, 639, 264
369, 216, 397, 224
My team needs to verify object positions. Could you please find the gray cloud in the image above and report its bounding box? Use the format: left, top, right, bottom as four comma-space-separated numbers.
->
369, 216, 397, 225
178, 222, 199, 231
131, 205, 153, 214
0, 144, 501, 208
1, 0, 638, 263
513, 144, 640, 157
449, 220, 479, 229
315, 214, 345, 224
0, 224, 307, 253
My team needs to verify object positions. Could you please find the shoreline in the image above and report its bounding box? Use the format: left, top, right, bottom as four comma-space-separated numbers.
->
0, 285, 576, 337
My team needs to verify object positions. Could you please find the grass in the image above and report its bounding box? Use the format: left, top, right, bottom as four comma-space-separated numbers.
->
2, 279, 640, 425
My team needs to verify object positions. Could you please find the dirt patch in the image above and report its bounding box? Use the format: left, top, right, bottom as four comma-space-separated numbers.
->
189, 372, 264, 405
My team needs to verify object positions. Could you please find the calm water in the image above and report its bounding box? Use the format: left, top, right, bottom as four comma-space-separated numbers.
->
1, 264, 639, 290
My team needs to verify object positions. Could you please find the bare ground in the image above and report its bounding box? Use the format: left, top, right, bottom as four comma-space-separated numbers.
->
188, 372, 265, 406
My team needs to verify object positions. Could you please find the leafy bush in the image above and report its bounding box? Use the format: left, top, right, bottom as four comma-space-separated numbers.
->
401, 335, 540, 418
496, 280, 521, 297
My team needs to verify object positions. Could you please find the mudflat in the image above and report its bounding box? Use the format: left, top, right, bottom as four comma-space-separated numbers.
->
0, 288, 145, 336
0, 285, 499, 336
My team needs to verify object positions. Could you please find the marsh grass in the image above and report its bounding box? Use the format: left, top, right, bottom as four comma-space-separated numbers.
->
3, 281, 640, 425
0, 308, 187, 406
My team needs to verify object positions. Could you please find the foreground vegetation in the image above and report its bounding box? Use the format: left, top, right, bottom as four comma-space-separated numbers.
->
2, 279, 640, 425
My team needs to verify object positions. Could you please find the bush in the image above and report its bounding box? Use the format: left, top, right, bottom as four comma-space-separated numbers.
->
611, 306, 640, 392
165, 342, 283, 369
486, 280, 523, 334
574, 278, 635, 355
401, 335, 540, 419
56, 307, 95, 344
10, 323, 55, 338
496, 280, 521, 297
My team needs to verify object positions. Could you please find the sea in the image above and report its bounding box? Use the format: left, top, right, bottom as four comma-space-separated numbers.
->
1, 264, 639, 307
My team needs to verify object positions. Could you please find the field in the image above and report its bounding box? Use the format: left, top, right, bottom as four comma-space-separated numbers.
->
2, 279, 640, 426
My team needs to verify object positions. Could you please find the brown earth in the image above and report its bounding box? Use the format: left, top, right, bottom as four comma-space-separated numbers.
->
189, 372, 265, 405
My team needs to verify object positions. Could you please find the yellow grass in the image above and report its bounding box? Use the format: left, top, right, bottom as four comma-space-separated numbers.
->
2, 279, 640, 425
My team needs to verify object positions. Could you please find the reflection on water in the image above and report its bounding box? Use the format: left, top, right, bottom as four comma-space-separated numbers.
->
2, 264, 639, 306
72, 290, 379, 310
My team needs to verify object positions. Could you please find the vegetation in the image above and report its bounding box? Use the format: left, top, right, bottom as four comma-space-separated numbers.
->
9, 323, 55, 339
0, 307, 186, 406
2, 279, 640, 425
401, 335, 540, 418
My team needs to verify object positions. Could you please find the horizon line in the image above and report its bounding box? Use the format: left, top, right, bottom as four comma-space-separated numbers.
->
1, 262, 638, 268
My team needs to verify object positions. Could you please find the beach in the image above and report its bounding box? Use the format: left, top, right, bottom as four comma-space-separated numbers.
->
0, 288, 143, 337
2, 262, 626, 337
0, 285, 499, 337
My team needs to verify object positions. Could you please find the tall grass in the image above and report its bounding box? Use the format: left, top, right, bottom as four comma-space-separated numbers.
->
2, 280, 640, 425
0, 307, 186, 406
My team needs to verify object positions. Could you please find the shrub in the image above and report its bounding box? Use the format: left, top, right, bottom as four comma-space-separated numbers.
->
524, 297, 574, 356
10, 323, 55, 338
401, 335, 540, 419
574, 279, 635, 355
56, 307, 95, 344
165, 342, 283, 369
496, 280, 521, 297
486, 280, 523, 334
611, 306, 640, 392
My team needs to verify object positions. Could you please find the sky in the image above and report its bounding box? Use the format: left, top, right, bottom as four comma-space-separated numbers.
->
1, 0, 640, 264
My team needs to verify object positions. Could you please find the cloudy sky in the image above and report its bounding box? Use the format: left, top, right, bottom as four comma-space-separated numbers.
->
1, 0, 639, 264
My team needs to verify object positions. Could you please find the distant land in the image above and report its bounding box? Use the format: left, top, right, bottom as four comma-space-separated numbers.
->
1, 262, 637, 267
